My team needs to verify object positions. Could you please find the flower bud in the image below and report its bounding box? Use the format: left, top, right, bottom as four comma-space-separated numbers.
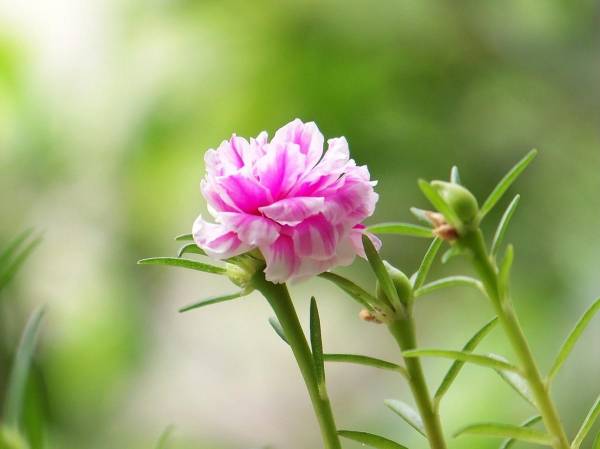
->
375, 261, 413, 305
431, 181, 479, 223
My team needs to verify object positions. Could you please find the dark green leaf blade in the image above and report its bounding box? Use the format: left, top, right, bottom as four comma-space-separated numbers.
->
384, 399, 426, 437
499, 416, 542, 449
412, 238, 442, 290
0, 229, 34, 267
418, 179, 461, 227
269, 317, 289, 345
0, 235, 42, 292
310, 297, 325, 385
318, 272, 377, 310
138, 257, 226, 274
338, 430, 410, 449
174, 233, 193, 241
403, 349, 519, 372
323, 354, 407, 378
362, 235, 399, 309
414, 276, 483, 298
491, 195, 520, 256
178, 292, 246, 313
480, 149, 538, 219
548, 297, 600, 381
572, 394, 600, 449
455, 422, 551, 444
433, 318, 498, 404
367, 223, 433, 238
4, 305, 46, 428
177, 243, 206, 258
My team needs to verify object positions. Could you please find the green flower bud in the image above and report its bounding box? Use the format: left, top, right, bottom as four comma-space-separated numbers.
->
375, 261, 413, 305
431, 181, 479, 223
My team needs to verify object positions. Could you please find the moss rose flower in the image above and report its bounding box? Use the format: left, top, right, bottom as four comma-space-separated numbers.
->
193, 119, 380, 283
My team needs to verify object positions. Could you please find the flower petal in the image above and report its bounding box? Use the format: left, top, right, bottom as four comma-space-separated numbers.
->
254, 141, 307, 199
219, 212, 280, 246
261, 235, 299, 283
259, 196, 325, 226
193, 216, 253, 259
272, 119, 324, 168
292, 214, 340, 261
350, 225, 382, 258
217, 172, 273, 213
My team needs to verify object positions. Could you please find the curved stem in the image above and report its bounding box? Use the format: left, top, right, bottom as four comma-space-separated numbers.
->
388, 314, 447, 449
252, 273, 342, 449
461, 229, 570, 449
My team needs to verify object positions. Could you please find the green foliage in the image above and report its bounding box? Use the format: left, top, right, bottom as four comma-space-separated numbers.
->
0, 427, 29, 449
268, 317, 288, 345
491, 195, 520, 257
403, 349, 518, 372
362, 235, 400, 310
309, 297, 325, 386
412, 238, 442, 290
323, 354, 407, 378
176, 243, 206, 258
367, 223, 433, 238
454, 422, 551, 445
418, 180, 460, 228
384, 399, 425, 437
498, 416, 542, 449
137, 257, 226, 274
318, 272, 377, 311
338, 430, 409, 449
414, 276, 483, 298
571, 394, 600, 449
178, 292, 247, 313
0, 231, 41, 294
155, 425, 174, 449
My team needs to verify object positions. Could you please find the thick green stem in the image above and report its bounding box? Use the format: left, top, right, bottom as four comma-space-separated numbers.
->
252, 273, 342, 449
388, 314, 447, 449
462, 229, 570, 449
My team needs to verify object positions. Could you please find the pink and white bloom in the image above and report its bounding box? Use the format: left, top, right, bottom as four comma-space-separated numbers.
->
193, 119, 380, 283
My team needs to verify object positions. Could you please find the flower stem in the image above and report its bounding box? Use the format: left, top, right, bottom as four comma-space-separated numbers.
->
388, 313, 447, 449
252, 273, 342, 449
461, 229, 570, 449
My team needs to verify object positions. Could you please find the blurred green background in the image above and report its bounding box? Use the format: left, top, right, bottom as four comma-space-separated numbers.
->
1, 0, 599, 448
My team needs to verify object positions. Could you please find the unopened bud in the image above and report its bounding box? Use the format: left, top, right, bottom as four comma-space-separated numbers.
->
376, 261, 413, 305
431, 181, 479, 224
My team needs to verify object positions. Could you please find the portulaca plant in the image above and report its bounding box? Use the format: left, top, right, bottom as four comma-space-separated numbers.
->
140, 120, 599, 449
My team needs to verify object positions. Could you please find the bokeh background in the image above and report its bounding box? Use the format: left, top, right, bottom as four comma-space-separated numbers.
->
1, 0, 599, 448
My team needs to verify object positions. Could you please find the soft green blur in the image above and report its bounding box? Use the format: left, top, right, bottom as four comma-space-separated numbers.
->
1, 1, 599, 448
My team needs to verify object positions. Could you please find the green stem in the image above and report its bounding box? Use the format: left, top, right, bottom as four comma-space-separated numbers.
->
388, 313, 447, 449
461, 229, 570, 449
252, 273, 342, 449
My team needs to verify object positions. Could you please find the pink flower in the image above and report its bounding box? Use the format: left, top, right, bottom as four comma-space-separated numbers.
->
193, 119, 380, 283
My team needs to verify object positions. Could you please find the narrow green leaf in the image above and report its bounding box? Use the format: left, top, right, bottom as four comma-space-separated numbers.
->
177, 243, 206, 258
451, 166, 462, 184
268, 317, 289, 345
138, 257, 226, 274
318, 272, 377, 310
572, 394, 600, 449
338, 430, 409, 449
441, 245, 463, 264
155, 425, 175, 449
593, 432, 600, 449
499, 416, 542, 449
178, 292, 246, 313
403, 349, 519, 372
0, 229, 34, 267
4, 306, 46, 428
498, 245, 514, 298
548, 297, 600, 381
412, 238, 442, 290
362, 235, 399, 310
418, 179, 461, 227
0, 236, 42, 292
489, 354, 536, 407
433, 318, 498, 404
367, 223, 433, 238
491, 195, 520, 256
384, 399, 426, 437
455, 422, 551, 445
480, 149, 538, 219
415, 276, 483, 298
174, 233, 193, 241
310, 297, 325, 385
323, 354, 408, 378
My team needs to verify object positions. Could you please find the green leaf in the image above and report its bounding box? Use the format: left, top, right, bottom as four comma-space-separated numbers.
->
498, 416, 542, 449
178, 292, 246, 313
491, 195, 520, 256
451, 166, 462, 184
489, 354, 536, 407
310, 297, 325, 385
0, 229, 34, 267
177, 243, 206, 258
174, 233, 193, 241
455, 422, 551, 445
403, 349, 519, 372
138, 257, 226, 275
480, 149, 538, 219
548, 297, 600, 382
323, 354, 408, 378
4, 306, 46, 428
414, 276, 483, 298
155, 425, 175, 449
593, 432, 600, 449
384, 399, 426, 437
418, 179, 461, 227
441, 245, 463, 264
572, 393, 600, 449
338, 430, 409, 449
362, 235, 399, 310
268, 317, 289, 345
0, 235, 42, 293
318, 272, 377, 310
433, 318, 498, 404
367, 223, 433, 238
498, 245, 514, 298
412, 238, 442, 290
